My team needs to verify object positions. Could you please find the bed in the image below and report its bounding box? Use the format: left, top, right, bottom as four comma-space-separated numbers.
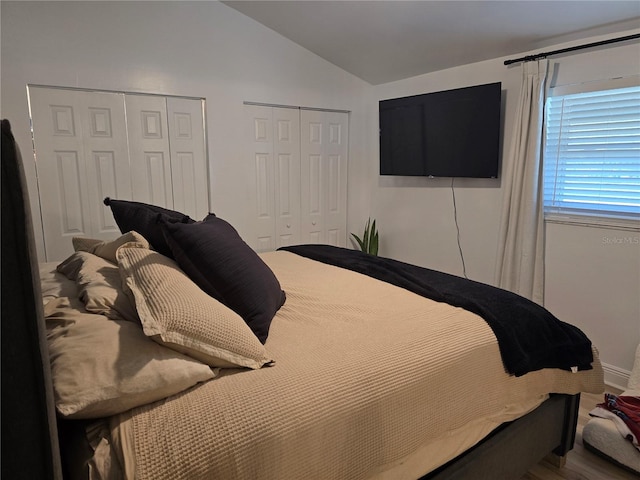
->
2, 118, 604, 480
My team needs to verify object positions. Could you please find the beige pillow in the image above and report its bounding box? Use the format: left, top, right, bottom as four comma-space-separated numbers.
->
117, 243, 273, 369
73, 231, 149, 263
44, 297, 215, 419
57, 251, 138, 322
39, 263, 78, 305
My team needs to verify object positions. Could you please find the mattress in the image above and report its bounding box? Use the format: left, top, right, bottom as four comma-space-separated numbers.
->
97, 250, 603, 479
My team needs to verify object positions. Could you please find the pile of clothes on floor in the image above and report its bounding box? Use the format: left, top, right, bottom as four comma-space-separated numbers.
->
583, 344, 640, 474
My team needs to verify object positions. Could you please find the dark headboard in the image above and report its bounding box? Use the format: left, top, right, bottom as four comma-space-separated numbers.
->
1, 119, 62, 479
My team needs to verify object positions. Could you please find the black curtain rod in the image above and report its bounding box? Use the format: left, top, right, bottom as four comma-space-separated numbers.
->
504, 33, 640, 66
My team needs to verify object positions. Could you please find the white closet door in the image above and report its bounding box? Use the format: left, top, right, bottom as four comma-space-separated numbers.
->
125, 94, 173, 208
167, 97, 209, 220
246, 105, 301, 252
247, 105, 276, 252
29, 86, 130, 261
83, 93, 132, 236
300, 110, 348, 246
273, 107, 301, 249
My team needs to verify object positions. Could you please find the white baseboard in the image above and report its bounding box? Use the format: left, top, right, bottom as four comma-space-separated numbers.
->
602, 362, 631, 391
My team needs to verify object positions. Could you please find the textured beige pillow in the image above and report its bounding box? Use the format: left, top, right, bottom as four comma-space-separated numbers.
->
44, 297, 215, 419
73, 231, 149, 263
117, 243, 273, 369
57, 251, 138, 322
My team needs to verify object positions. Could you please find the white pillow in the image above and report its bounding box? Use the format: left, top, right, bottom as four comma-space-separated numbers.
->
117, 243, 274, 369
45, 297, 215, 419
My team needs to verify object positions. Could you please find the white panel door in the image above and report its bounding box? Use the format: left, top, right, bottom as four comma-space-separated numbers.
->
322, 111, 349, 247
29, 87, 210, 261
167, 97, 209, 221
83, 93, 132, 236
300, 110, 348, 246
125, 94, 173, 208
29, 86, 130, 261
245, 105, 301, 252
246, 105, 277, 252
272, 107, 301, 249
300, 115, 324, 244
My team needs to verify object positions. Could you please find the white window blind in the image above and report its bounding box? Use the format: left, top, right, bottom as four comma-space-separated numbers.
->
543, 85, 640, 221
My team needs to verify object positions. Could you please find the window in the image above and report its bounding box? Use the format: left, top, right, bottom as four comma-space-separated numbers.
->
543, 84, 640, 222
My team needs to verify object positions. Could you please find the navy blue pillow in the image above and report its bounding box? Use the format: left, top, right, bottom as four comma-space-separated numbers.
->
160, 215, 286, 343
104, 198, 194, 258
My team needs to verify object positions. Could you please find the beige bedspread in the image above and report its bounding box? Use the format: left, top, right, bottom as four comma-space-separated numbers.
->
110, 250, 604, 479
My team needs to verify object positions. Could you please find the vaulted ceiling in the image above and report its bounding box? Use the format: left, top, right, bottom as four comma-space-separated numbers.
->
224, 1, 640, 85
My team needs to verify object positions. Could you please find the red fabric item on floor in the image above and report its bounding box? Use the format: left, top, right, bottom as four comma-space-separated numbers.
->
597, 393, 640, 444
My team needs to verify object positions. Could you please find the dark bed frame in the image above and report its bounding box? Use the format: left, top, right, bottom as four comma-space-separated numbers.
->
1, 118, 579, 480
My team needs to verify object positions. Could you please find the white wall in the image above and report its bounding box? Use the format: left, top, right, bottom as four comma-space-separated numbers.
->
2, 0, 637, 384
368, 30, 640, 385
545, 223, 639, 389
540, 39, 640, 388
0, 0, 371, 259
369, 61, 511, 283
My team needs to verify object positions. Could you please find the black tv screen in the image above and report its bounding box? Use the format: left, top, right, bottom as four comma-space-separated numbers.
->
380, 82, 501, 178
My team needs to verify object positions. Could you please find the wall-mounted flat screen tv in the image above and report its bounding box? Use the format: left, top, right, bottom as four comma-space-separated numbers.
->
379, 82, 501, 178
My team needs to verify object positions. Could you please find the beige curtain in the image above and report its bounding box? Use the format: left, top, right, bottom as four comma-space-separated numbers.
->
495, 60, 548, 305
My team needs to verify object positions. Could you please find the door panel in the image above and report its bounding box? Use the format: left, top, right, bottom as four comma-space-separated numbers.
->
92, 151, 120, 232
303, 151, 324, 243
246, 105, 276, 252
323, 112, 348, 247
300, 110, 348, 247
167, 97, 209, 220
55, 150, 86, 235
125, 94, 173, 208
81, 91, 131, 236
273, 108, 300, 250
245, 105, 301, 252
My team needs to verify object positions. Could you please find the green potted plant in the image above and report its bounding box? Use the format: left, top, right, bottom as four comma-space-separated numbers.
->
351, 217, 379, 256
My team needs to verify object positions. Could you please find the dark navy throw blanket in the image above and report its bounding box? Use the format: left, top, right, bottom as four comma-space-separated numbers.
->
279, 244, 593, 377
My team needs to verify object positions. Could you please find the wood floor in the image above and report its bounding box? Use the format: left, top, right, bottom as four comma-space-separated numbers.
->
520, 388, 638, 480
